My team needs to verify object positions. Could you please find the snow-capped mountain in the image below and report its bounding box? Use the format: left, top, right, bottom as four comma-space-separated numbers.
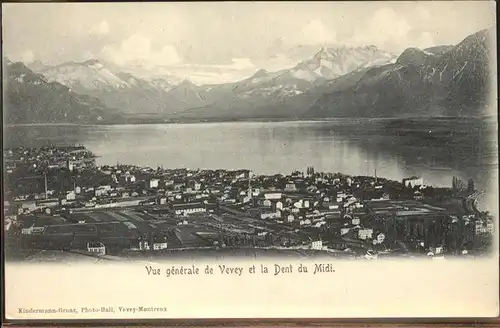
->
237, 45, 394, 97
25, 44, 395, 118
308, 28, 495, 118
35, 59, 188, 114
172, 45, 396, 119
26, 59, 51, 73
39, 59, 142, 92
3, 60, 121, 124
288, 45, 395, 81
16, 28, 491, 122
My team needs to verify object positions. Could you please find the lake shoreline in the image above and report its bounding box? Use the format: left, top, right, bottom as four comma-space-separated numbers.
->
4, 115, 496, 128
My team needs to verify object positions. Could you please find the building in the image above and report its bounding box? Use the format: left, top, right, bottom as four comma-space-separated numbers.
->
149, 179, 160, 189
172, 202, 206, 215
403, 176, 423, 188
87, 241, 106, 256
35, 198, 59, 209
66, 191, 76, 201
22, 225, 34, 235
358, 228, 373, 240
284, 183, 297, 192
261, 210, 280, 220
139, 238, 168, 251
311, 240, 323, 250
476, 220, 494, 234
264, 192, 282, 200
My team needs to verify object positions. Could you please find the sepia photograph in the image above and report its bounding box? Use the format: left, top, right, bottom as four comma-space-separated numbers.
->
2, 1, 498, 321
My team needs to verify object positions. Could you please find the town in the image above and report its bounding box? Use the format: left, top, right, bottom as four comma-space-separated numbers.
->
3, 146, 495, 261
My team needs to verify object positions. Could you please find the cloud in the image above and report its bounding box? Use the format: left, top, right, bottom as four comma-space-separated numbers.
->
414, 31, 435, 49
21, 50, 35, 63
92, 20, 109, 35
83, 51, 96, 60
225, 58, 255, 70
124, 57, 258, 85
415, 5, 431, 20
297, 19, 337, 45
263, 54, 296, 71
350, 7, 416, 52
101, 33, 181, 67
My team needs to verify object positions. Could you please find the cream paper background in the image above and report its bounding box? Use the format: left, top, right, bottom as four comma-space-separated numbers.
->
4, 255, 500, 319
4, 1, 499, 321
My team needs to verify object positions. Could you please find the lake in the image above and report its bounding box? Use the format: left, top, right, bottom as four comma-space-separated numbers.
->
4, 118, 498, 210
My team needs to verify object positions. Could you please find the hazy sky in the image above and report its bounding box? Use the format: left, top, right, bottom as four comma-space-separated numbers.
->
2, 1, 496, 84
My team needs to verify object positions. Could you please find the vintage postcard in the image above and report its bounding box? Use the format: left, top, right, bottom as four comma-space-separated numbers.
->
2, 1, 498, 321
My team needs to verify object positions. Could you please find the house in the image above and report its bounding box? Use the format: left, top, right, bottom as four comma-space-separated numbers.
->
139, 237, 168, 251
87, 241, 106, 256
476, 220, 494, 234
358, 228, 373, 240
428, 246, 444, 256
294, 200, 304, 208
403, 176, 423, 188
413, 191, 423, 200
284, 183, 297, 192
126, 175, 136, 183
188, 181, 201, 191
95, 188, 108, 197
149, 179, 160, 189
311, 240, 323, 250
153, 236, 168, 250
66, 191, 76, 201
299, 219, 312, 226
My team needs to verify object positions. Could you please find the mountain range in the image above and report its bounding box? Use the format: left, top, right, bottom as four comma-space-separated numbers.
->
3, 59, 121, 124
308, 29, 494, 118
4, 28, 495, 124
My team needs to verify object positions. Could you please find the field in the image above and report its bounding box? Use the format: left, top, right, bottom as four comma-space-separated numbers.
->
15, 205, 340, 258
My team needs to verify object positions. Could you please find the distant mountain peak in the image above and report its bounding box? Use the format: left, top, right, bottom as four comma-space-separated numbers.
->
179, 79, 197, 87
3, 56, 13, 66
315, 47, 333, 57
251, 68, 269, 78
56, 58, 102, 68
308, 28, 492, 119
81, 58, 101, 66
30, 59, 45, 65
4, 62, 120, 124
